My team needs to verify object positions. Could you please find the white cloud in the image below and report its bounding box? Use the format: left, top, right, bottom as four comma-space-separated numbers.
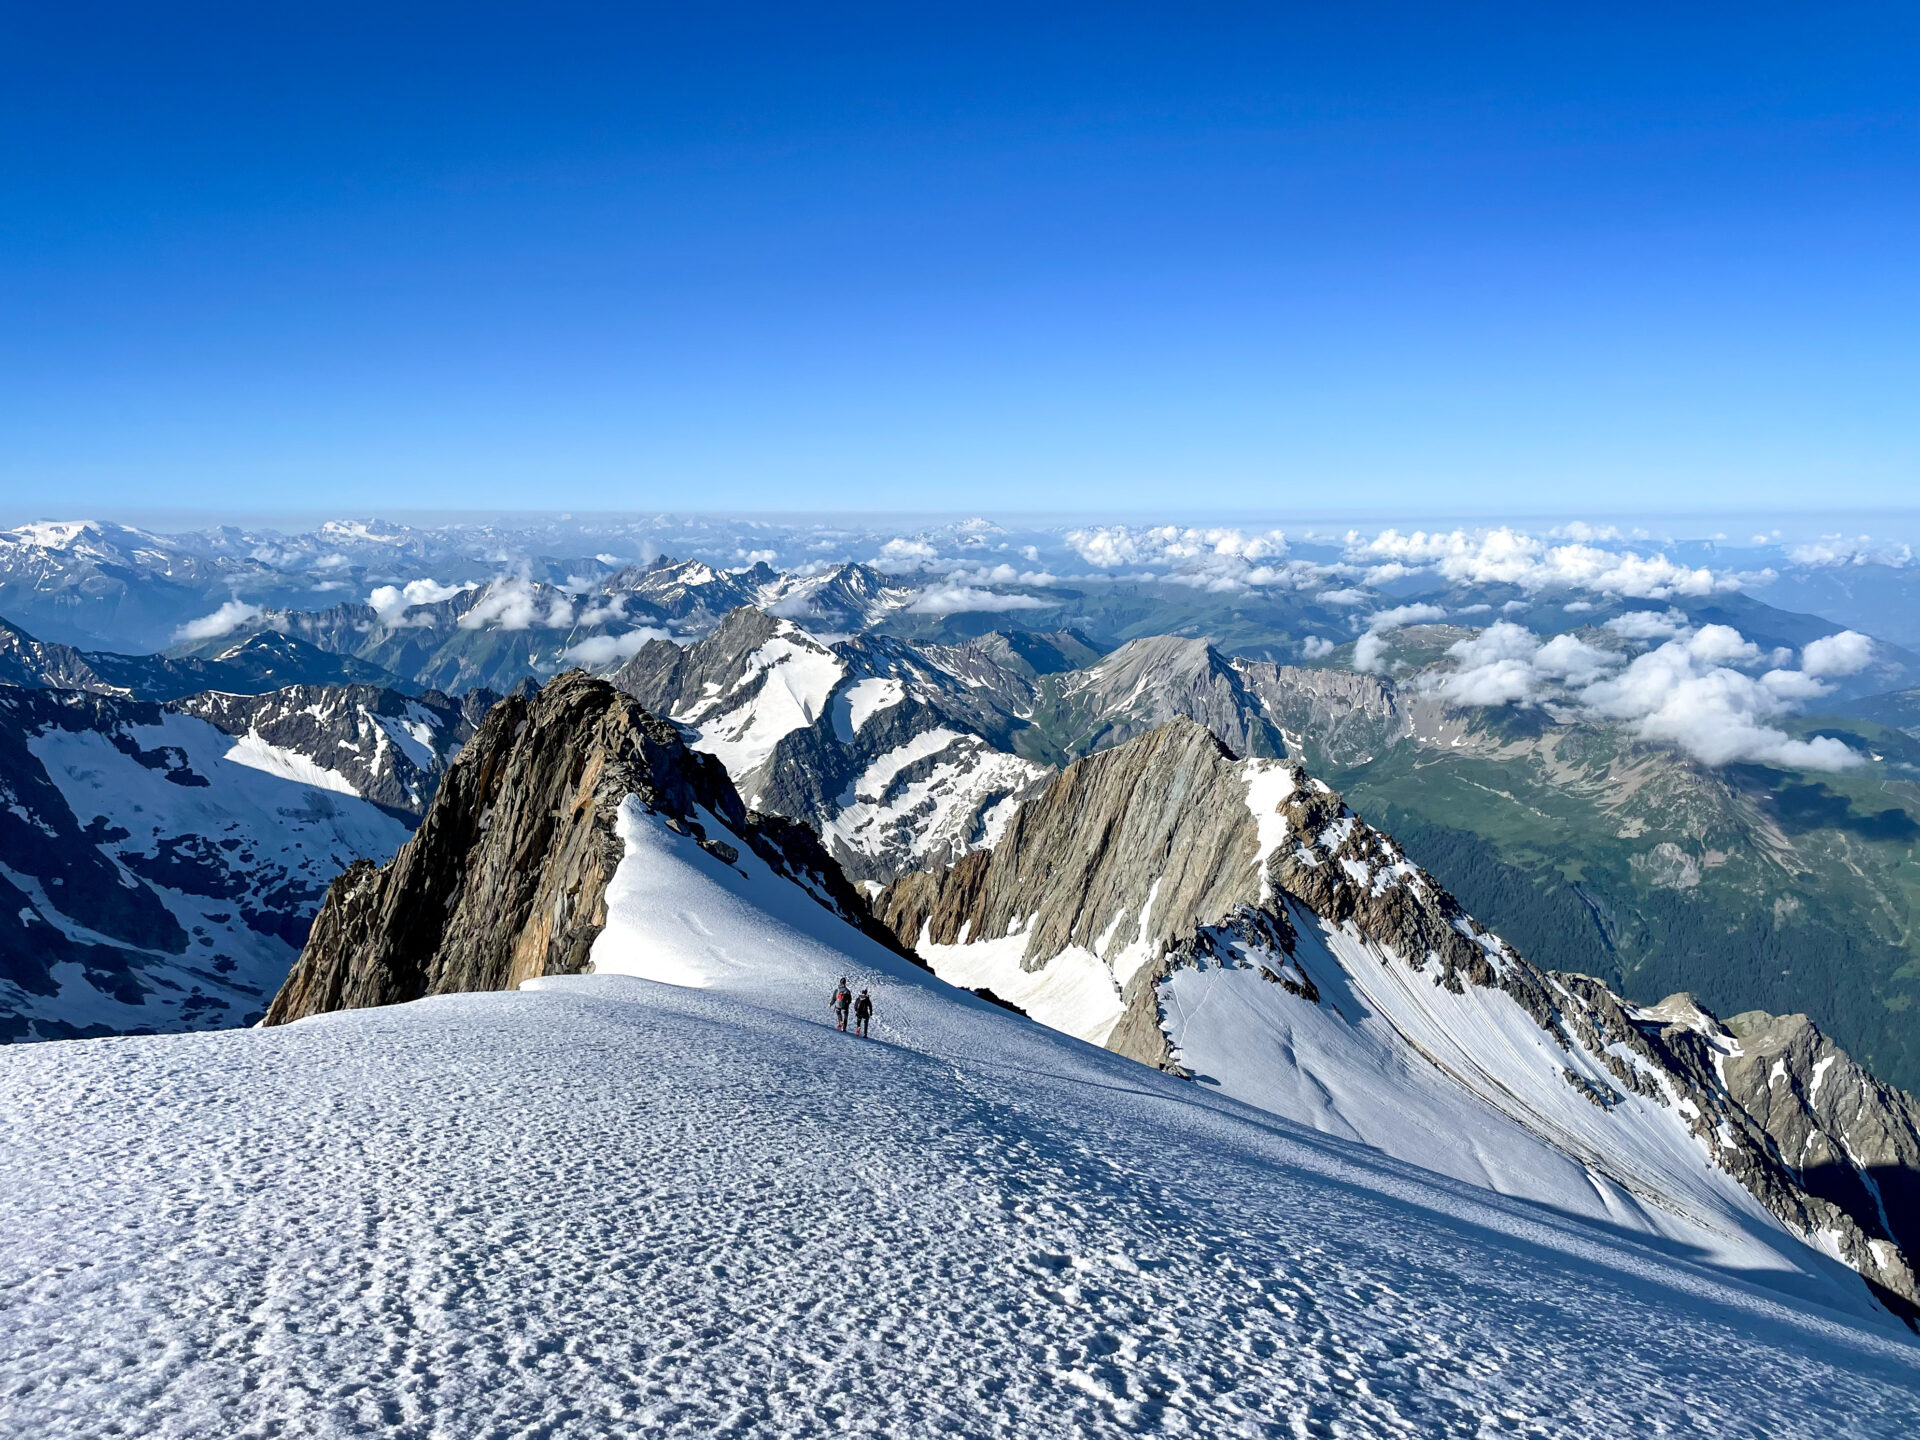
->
1801, 630, 1874, 678
1787, 536, 1912, 568
1682, 624, 1761, 667
944, 563, 1058, 588
1365, 603, 1447, 632
1534, 633, 1621, 686
1422, 620, 1858, 769
369, 578, 473, 624
1363, 563, 1414, 585
174, 599, 261, 642
1757, 669, 1831, 702
1345, 526, 1737, 599
1550, 522, 1622, 542
1604, 609, 1689, 640
1579, 638, 1858, 771
1318, 588, 1369, 606
1421, 622, 1615, 706
905, 585, 1057, 615
562, 628, 673, 668
1352, 632, 1390, 674
1064, 524, 1288, 569
875, 537, 939, 573
458, 577, 544, 631
1300, 636, 1336, 659
577, 595, 627, 627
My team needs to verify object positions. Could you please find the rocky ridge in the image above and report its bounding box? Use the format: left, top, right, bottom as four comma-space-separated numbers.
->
1016, 635, 1283, 767
876, 717, 1920, 1322
0, 683, 414, 1041
614, 608, 1049, 883
265, 671, 898, 1024
1, 615, 411, 703
171, 684, 487, 820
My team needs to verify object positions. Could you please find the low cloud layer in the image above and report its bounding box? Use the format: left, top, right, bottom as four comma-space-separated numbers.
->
562, 628, 672, 668
370, 578, 474, 625
457, 577, 577, 631
1352, 603, 1449, 674
906, 585, 1057, 616
1417, 619, 1875, 772
173, 599, 262, 643
1346, 527, 1741, 600
1065, 525, 1289, 569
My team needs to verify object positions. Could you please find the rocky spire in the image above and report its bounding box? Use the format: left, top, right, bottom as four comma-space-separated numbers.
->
264, 671, 896, 1024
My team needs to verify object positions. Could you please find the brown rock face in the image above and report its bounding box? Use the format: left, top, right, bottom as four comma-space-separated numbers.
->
877, 716, 1920, 1322
874, 719, 1262, 967
265, 671, 897, 1025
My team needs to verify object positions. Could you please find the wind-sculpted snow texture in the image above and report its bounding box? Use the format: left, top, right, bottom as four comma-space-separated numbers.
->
0, 685, 413, 1042
265, 670, 895, 1024
5, 780, 1920, 1435
878, 719, 1920, 1321
615, 607, 1050, 883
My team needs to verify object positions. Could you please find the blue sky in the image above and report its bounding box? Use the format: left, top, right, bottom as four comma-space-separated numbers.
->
2, 3, 1916, 515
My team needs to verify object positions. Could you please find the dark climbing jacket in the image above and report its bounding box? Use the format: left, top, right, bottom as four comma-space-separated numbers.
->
853, 993, 873, 1020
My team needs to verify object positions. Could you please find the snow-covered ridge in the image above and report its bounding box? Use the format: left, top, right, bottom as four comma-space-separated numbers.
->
613, 608, 1048, 883
0, 687, 415, 1042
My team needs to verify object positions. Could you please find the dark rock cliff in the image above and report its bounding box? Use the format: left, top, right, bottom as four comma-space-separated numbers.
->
264, 671, 899, 1025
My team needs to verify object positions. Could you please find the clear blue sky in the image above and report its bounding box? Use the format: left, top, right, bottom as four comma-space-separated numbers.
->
2, 3, 1915, 515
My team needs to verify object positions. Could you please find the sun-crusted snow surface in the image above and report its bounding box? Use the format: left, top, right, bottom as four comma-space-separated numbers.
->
3, 812, 1918, 1436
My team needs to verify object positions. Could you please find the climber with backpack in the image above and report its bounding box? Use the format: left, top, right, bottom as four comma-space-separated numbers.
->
832, 978, 852, 1032
853, 989, 873, 1038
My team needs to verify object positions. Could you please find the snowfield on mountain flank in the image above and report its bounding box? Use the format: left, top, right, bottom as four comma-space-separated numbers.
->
3, 806, 1917, 1437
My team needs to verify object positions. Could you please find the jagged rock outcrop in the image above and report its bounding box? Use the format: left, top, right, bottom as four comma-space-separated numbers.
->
614, 607, 1048, 883
913, 630, 1105, 718
877, 717, 1920, 1322
265, 671, 899, 1025
1719, 1006, 1920, 1271
1231, 661, 1414, 769
1019, 636, 1284, 766
877, 720, 1263, 967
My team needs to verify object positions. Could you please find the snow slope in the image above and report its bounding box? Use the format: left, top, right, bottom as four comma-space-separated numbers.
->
2, 698, 413, 1040
900, 740, 1918, 1313
4, 805, 1918, 1436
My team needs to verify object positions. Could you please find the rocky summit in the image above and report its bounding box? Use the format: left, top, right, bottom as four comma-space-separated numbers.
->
265, 671, 897, 1024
